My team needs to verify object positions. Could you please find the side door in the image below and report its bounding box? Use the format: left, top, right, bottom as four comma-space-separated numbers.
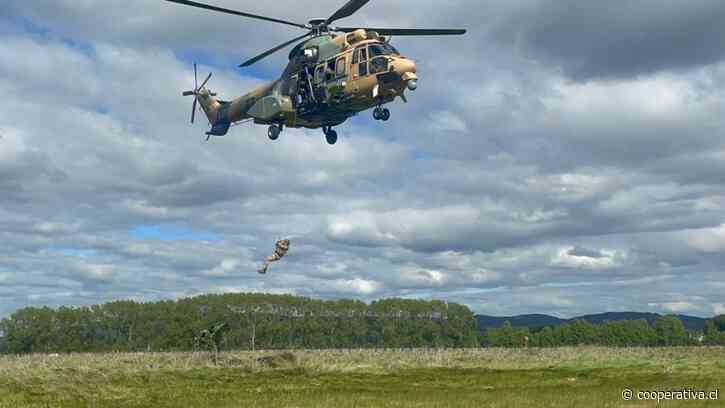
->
352, 46, 368, 80
313, 64, 326, 101
328, 55, 348, 101
349, 46, 372, 96
335, 55, 347, 80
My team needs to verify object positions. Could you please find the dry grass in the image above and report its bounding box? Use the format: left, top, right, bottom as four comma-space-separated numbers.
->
1, 347, 723, 407
3, 347, 721, 374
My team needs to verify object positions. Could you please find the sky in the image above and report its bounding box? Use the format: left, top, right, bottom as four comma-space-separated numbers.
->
2, 0, 725, 319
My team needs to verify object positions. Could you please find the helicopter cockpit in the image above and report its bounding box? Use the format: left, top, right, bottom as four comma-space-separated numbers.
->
368, 43, 400, 57
353, 43, 401, 76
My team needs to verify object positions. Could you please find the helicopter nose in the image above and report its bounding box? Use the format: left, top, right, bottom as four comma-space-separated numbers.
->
394, 58, 417, 75
392, 58, 418, 91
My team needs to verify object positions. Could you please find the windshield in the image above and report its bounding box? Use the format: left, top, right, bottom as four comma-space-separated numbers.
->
368, 43, 399, 57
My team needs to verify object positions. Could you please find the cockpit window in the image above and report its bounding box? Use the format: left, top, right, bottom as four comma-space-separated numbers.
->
368, 43, 399, 57
353, 47, 368, 64
336, 57, 346, 77
369, 56, 388, 74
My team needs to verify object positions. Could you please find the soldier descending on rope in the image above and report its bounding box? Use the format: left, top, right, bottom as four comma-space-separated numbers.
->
258, 239, 290, 274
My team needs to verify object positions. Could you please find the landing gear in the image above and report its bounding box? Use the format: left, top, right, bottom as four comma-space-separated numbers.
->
323, 126, 338, 145
268, 124, 281, 141
373, 107, 390, 121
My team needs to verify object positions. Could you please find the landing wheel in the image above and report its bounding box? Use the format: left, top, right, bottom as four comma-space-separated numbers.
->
323, 126, 338, 145
381, 108, 391, 121
373, 107, 391, 121
268, 125, 281, 141
373, 108, 382, 120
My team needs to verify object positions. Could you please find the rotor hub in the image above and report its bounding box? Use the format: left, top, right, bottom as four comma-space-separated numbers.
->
308, 18, 331, 34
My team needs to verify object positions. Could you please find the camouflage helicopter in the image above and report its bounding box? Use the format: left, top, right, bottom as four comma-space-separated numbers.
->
165, 0, 466, 144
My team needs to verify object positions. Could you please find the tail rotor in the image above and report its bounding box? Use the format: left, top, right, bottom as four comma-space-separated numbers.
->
183, 63, 214, 124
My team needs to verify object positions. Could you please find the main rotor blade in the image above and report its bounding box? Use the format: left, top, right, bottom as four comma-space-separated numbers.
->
163, 0, 308, 29
194, 63, 198, 89
337, 27, 467, 36
325, 0, 371, 25
191, 97, 197, 124
199, 72, 213, 90
239, 32, 312, 67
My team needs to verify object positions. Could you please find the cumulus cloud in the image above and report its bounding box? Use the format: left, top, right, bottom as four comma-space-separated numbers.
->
76, 263, 115, 283
2, 0, 725, 318
713, 304, 725, 315
331, 278, 382, 296
202, 259, 242, 277
649, 302, 698, 314
686, 224, 725, 252
490, 0, 725, 80
551, 247, 621, 270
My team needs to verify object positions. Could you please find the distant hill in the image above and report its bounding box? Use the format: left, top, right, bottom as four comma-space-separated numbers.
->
476, 312, 707, 332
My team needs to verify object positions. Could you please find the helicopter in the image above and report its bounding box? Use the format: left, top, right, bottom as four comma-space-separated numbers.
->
165, 0, 466, 144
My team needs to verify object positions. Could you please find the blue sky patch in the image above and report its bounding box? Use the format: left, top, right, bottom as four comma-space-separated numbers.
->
47, 247, 97, 258
6, 15, 95, 58
174, 48, 276, 82
130, 224, 220, 242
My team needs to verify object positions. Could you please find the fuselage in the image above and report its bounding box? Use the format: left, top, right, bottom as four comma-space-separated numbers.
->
196, 29, 418, 134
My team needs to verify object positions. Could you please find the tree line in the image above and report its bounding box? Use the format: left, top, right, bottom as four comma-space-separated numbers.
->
481, 315, 725, 347
0, 293, 479, 354
2, 293, 724, 354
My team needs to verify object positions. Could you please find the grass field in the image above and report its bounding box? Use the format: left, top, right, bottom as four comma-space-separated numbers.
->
1, 347, 723, 407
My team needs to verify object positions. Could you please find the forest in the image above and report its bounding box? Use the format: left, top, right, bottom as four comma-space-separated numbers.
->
481, 315, 725, 347
0, 293, 479, 353
1, 293, 724, 354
